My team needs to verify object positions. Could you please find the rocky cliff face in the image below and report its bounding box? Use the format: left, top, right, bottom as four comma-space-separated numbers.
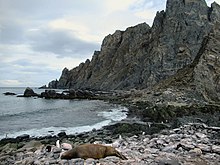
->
193, 23, 220, 102
49, 0, 220, 101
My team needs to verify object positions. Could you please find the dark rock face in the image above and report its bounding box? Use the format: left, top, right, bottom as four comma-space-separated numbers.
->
23, 87, 38, 97
48, 80, 58, 89
40, 89, 95, 99
48, 0, 220, 101
155, 22, 220, 102
3, 92, 16, 96
193, 24, 220, 102
38, 85, 47, 89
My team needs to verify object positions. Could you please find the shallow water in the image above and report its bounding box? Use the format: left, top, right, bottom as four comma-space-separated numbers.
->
0, 87, 127, 139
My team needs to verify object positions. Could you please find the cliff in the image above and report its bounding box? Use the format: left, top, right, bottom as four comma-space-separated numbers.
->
48, 0, 220, 102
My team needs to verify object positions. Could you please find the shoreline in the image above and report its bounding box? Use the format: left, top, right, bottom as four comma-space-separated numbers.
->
1, 88, 220, 164
1, 88, 220, 143
0, 120, 219, 164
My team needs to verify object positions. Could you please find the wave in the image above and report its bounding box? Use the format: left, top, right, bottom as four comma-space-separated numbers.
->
0, 103, 128, 140
0, 120, 112, 140
98, 106, 128, 122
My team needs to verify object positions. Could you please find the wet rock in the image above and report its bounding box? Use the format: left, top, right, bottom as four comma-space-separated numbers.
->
57, 132, 67, 138
16, 134, 30, 141
38, 85, 47, 89
3, 92, 16, 96
41, 90, 57, 99
23, 87, 38, 97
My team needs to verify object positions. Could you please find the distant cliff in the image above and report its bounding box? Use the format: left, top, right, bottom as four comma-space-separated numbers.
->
48, 0, 220, 102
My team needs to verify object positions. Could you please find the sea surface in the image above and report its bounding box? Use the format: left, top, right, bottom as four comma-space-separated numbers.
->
0, 87, 127, 139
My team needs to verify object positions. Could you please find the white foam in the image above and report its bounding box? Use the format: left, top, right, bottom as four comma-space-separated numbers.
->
0, 120, 112, 139
0, 105, 128, 140
98, 106, 128, 121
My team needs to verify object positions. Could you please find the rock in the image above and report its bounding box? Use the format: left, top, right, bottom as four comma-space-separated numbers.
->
196, 144, 211, 152
211, 145, 220, 154
195, 132, 207, 139
16, 134, 30, 141
3, 92, 16, 96
178, 143, 194, 151
38, 85, 47, 89
162, 144, 177, 153
1, 143, 18, 153
21, 140, 42, 151
85, 158, 97, 165
46, 0, 220, 104
57, 132, 67, 138
48, 80, 58, 89
23, 87, 38, 97
0, 122, 220, 165
189, 148, 202, 156
158, 158, 180, 165
41, 90, 57, 99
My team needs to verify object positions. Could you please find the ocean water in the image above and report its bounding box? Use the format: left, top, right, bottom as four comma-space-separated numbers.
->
0, 87, 127, 139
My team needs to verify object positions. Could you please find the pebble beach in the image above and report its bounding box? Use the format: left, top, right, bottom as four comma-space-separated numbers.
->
0, 122, 219, 165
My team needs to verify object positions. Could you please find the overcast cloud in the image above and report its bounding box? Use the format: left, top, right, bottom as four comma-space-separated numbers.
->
0, 0, 218, 87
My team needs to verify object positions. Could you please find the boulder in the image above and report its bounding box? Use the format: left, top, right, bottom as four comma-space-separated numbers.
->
16, 134, 30, 141
23, 87, 38, 97
57, 132, 67, 138
3, 92, 16, 96
41, 90, 57, 99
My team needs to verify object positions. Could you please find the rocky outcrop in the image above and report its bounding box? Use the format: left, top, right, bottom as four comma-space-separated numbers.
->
38, 85, 47, 89
3, 92, 16, 96
48, 80, 58, 89
153, 22, 220, 102
23, 87, 38, 97
49, 0, 220, 101
40, 89, 96, 99
193, 23, 220, 102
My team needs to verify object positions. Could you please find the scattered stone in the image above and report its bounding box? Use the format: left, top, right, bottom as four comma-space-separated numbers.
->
195, 132, 207, 139
0, 123, 220, 164
196, 144, 211, 152
212, 145, 220, 154
158, 158, 180, 165
189, 148, 202, 156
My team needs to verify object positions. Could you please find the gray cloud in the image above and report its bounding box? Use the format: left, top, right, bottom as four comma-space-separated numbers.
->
28, 28, 99, 58
0, 59, 61, 86
0, 20, 26, 44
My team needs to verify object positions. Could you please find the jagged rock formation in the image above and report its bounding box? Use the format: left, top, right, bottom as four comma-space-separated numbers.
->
155, 22, 220, 102
49, 0, 220, 101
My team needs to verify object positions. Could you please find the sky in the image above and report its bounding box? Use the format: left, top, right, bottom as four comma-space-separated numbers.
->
0, 0, 218, 87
